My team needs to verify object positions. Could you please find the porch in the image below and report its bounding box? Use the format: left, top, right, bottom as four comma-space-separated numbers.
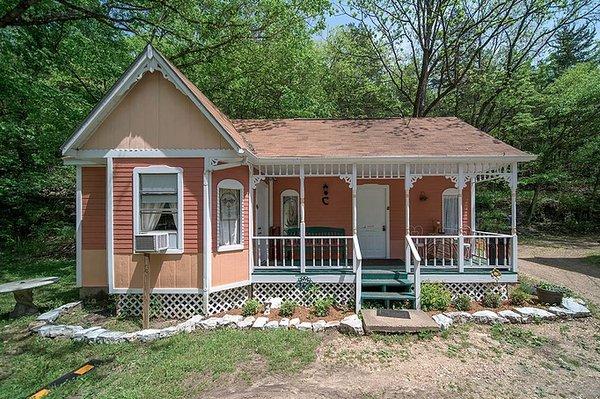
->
247, 162, 520, 310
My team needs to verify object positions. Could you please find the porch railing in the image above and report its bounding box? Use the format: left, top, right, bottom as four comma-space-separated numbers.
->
352, 235, 362, 313
406, 235, 422, 309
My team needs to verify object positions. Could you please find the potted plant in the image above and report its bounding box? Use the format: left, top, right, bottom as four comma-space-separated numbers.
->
536, 282, 569, 305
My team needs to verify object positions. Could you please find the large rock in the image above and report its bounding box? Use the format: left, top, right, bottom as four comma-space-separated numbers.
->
443, 312, 473, 324
222, 314, 244, 326
38, 324, 83, 338
73, 326, 102, 341
199, 317, 220, 330
548, 306, 577, 319
37, 301, 82, 323
289, 318, 300, 328
561, 297, 591, 317
498, 310, 524, 323
265, 320, 280, 329
136, 329, 162, 342
158, 326, 179, 338
267, 297, 283, 309
97, 331, 127, 343
84, 328, 109, 342
236, 316, 255, 329
296, 322, 313, 331
252, 317, 269, 329
472, 310, 508, 324
312, 320, 327, 332
176, 315, 204, 332
338, 314, 364, 335
325, 321, 340, 330
279, 318, 290, 329
514, 307, 557, 320
432, 314, 453, 330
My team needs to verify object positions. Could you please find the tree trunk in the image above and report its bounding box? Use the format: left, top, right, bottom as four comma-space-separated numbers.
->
525, 184, 540, 226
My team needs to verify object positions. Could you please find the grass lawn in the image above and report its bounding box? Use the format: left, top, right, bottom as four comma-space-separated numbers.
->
0, 254, 320, 398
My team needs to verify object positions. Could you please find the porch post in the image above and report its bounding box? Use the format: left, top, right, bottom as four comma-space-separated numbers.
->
510, 162, 518, 272
202, 161, 213, 315
457, 164, 465, 273
299, 165, 306, 273
351, 164, 360, 312
248, 165, 254, 275
352, 164, 357, 236
404, 164, 411, 273
470, 180, 476, 233
75, 165, 82, 288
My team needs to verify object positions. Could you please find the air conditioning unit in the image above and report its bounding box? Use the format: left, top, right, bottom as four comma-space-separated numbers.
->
135, 233, 169, 253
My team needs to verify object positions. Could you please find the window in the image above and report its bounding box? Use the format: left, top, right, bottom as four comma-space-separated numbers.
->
280, 189, 299, 235
217, 179, 243, 251
442, 188, 459, 235
133, 166, 184, 253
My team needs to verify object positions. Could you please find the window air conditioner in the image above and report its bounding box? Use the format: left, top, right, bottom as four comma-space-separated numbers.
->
134, 233, 169, 253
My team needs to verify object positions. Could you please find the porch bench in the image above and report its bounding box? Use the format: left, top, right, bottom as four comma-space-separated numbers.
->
284, 227, 348, 264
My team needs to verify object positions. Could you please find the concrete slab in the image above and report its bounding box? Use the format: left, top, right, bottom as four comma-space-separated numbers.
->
362, 309, 439, 334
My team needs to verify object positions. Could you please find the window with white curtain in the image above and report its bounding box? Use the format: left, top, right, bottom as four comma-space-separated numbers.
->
133, 166, 184, 252
217, 179, 243, 250
280, 189, 299, 235
442, 188, 459, 235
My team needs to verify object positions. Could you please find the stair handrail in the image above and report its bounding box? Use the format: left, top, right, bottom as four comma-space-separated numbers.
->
406, 235, 422, 310
352, 235, 362, 313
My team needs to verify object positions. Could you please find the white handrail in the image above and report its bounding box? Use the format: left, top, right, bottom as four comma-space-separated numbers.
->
352, 235, 362, 313
406, 235, 421, 263
406, 235, 421, 310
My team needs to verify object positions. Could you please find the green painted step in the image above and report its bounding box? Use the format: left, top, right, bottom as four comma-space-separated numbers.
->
361, 278, 412, 287
361, 291, 415, 301
362, 269, 408, 279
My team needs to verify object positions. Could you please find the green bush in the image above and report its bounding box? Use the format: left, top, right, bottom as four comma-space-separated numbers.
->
312, 296, 334, 317
279, 300, 298, 317
537, 282, 572, 296
453, 294, 472, 311
241, 299, 262, 316
482, 291, 502, 308
420, 283, 452, 311
510, 287, 532, 306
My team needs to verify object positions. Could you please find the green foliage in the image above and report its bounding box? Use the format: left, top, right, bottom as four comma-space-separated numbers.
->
453, 294, 472, 311
242, 299, 262, 317
312, 296, 334, 317
510, 288, 532, 306
482, 291, 502, 309
537, 282, 572, 296
279, 300, 298, 317
420, 283, 452, 311
491, 324, 548, 347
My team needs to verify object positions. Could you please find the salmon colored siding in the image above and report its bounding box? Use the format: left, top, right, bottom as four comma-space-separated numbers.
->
211, 166, 250, 286
111, 158, 204, 290
81, 167, 108, 287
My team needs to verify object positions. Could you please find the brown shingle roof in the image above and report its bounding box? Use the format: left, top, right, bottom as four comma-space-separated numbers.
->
233, 117, 532, 159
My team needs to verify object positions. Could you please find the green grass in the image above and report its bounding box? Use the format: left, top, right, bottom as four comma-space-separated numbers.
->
584, 253, 600, 267
0, 253, 321, 398
490, 324, 548, 348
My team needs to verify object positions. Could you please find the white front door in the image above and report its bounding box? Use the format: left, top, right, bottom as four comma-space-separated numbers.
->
357, 184, 388, 258
255, 181, 269, 262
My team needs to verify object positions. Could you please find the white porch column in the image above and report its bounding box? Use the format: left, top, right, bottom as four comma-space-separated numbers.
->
106, 157, 114, 293
470, 180, 476, 234
510, 162, 518, 272
300, 165, 306, 273
457, 164, 465, 273
248, 165, 254, 275
352, 164, 357, 236
404, 164, 411, 273
75, 165, 82, 288
202, 160, 213, 315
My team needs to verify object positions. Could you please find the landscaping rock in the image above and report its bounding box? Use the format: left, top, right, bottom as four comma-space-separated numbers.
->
73, 326, 102, 341
37, 301, 82, 323
514, 307, 557, 320
38, 324, 83, 338
222, 314, 243, 326
443, 311, 472, 323
325, 321, 340, 330
28, 320, 48, 331
548, 306, 577, 319
312, 320, 326, 332
136, 329, 161, 342
176, 315, 204, 332
338, 314, 364, 335
252, 317, 269, 329
199, 317, 220, 329
97, 331, 127, 343
279, 318, 290, 329
289, 318, 300, 328
265, 320, 280, 329
432, 314, 453, 330
84, 328, 109, 342
472, 310, 508, 324
267, 297, 283, 309
561, 297, 591, 317
158, 326, 179, 338
296, 322, 313, 331
498, 310, 524, 323
122, 332, 140, 342
236, 316, 255, 329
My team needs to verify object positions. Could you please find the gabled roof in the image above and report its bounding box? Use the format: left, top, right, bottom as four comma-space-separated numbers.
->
61, 44, 250, 155
233, 118, 535, 160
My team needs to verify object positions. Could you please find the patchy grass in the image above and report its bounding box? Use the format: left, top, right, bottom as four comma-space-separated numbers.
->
490, 324, 548, 348
584, 253, 600, 267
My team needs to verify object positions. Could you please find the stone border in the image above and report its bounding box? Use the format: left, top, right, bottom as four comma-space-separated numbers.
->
431, 297, 592, 329
30, 303, 365, 343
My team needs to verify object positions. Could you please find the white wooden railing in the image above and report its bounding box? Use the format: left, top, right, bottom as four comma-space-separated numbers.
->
252, 236, 301, 268
406, 235, 422, 310
353, 235, 362, 313
305, 236, 353, 268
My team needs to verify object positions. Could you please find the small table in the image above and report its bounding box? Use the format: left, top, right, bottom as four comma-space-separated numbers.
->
0, 277, 59, 318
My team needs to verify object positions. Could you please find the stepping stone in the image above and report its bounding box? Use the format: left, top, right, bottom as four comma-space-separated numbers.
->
38, 325, 83, 338
361, 309, 438, 334
199, 317, 220, 329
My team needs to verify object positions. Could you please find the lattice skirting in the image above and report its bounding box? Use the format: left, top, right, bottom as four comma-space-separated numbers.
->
207, 286, 250, 315
253, 283, 355, 307
443, 283, 510, 301
116, 293, 204, 320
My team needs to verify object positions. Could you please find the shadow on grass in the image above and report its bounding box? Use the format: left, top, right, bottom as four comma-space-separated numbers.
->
521, 256, 600, 279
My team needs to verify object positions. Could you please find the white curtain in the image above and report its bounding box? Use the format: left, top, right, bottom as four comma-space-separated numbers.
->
443, 195, 459, 235
141, 203, 163, 232
219, 189, 240, 246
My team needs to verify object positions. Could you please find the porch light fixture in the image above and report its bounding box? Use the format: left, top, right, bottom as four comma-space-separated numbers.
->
419, 191, 428, 201
322, 183, 329, 205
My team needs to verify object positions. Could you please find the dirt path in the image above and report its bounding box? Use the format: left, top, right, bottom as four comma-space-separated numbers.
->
519, 237, 600, 305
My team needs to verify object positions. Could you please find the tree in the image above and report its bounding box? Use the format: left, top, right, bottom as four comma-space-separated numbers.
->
547, 24, 598, 79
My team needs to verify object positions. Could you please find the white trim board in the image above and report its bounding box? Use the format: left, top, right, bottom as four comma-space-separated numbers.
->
65, 149, 239, 159
61, 44, 244, 156
106, 157, 115, 293
75, 166, 82, 287
112, 287, 205, 294
210, 280, 251, 293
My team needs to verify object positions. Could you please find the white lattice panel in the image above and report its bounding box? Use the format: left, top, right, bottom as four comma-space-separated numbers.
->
444, 283, 510, 301
207, 286, 250, 315
116, 293, 204, 319
253, 283, 355, 306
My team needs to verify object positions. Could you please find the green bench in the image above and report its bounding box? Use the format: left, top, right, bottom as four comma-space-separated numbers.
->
284, 227, 348, 264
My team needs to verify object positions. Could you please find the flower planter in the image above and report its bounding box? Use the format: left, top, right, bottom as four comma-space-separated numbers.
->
536, 287, 564, 305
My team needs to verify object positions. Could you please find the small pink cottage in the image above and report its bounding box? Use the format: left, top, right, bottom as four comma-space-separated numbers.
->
62, 45, 535, 318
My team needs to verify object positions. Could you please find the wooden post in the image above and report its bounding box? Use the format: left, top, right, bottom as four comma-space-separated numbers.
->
510, 162, 518, 272
404, 164, 411, 273
457, 164, 465, 273
142, 253, 150, 329
299, 165, 306, 273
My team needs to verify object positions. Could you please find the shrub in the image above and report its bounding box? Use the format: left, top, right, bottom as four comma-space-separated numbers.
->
510, 287, 532, 306
482, 291, 502, 308
242, 299, 262, 316
279, 300, 297, 317
420, 283, 452, 311
453, 294, 472, 311
312, 296, 334, 317
537, 282, 572, 296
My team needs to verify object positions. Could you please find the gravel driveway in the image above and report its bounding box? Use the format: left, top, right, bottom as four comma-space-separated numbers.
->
519, 237, 600, 305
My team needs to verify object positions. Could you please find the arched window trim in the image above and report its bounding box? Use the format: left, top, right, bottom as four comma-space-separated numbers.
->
217, 179, 244, 252
280, 189, 299, 235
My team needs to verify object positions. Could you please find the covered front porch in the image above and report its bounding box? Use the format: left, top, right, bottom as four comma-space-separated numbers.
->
248, 162, 520, 309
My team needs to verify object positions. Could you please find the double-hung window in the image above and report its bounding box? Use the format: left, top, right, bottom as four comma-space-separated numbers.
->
133, 166, 184, 253
217, 179, 243, 251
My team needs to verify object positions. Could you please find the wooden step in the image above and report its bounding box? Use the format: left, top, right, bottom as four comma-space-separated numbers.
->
361, 278, 412, 287
362, 269, 408, 279
361, 291, 415, 301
